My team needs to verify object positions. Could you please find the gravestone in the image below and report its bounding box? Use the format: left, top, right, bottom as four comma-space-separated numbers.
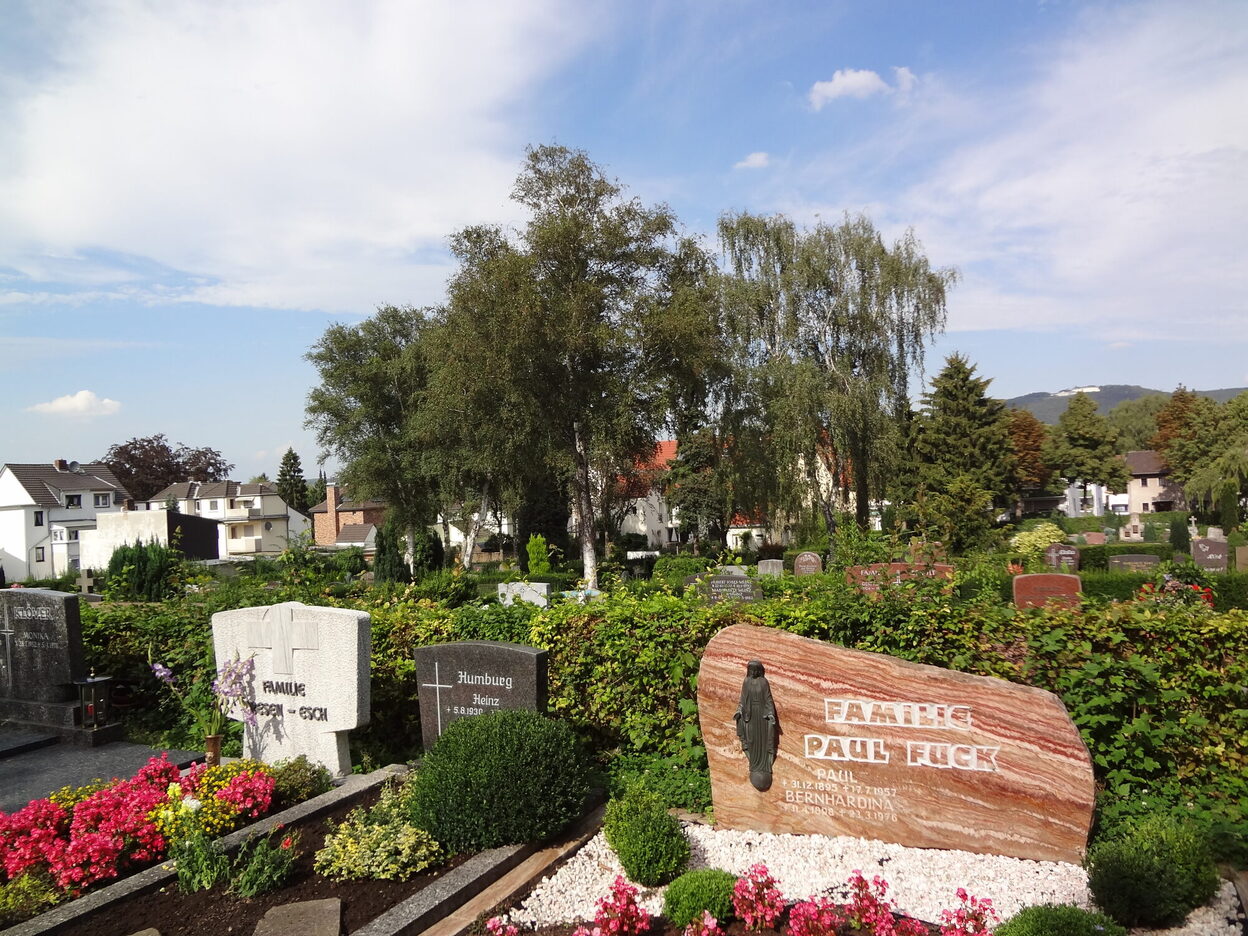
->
211, 601, 371, 777
1013, 573, 1082, 610
1206, 526, 1226, 542
845, 563, 955, 594
1043, 543, 1080, 571
0, 589, 84, 704
793, 552, 823, 577
1191, 538, 1228, 572
1119, 514, 1143, 542
706, 575, 762, 604
1082, 532, 1106, 545
498, 582, 550, 608
698, 624, 1095, 863
413, 640, 548, 748
1107, 553, 1161, 572
719, 565, 748, 576
757, 559, 784, 577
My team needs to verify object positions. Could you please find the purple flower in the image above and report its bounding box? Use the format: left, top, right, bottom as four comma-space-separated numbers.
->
151, 662, 174, 685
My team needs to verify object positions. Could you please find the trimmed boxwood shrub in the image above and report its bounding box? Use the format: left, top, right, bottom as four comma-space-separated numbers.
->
406, 710, 589, 852
663, 868, 736, 926
603, 785, 690, 886
995, 904, 1125, 936
1085, 814, 1218, 927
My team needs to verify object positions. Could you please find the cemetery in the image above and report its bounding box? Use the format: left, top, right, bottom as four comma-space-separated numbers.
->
0, 521, 1245, 936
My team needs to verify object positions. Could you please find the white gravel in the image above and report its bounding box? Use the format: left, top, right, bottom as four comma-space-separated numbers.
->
503, 824, 1244, 935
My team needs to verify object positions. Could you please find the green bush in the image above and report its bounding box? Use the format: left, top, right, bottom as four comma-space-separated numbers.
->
315, 779, 443, 881
406, 710, 589, 852
1085, 814, 1219, 927
603, 785, 690, 886
608, 752, 711, 813
995, 904, 1126, 936
663, 868, 736, 926
172, 829, 231, 893
270, 755, 333, 808
1078, 543, 1173, 571
0, 873, 64, 926
651, 555, 713, 587
230, 830, 300, 897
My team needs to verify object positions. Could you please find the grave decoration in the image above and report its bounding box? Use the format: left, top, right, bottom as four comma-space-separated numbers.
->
845, 563, 954, 594
1192, 538, 1228, 572
1012, 573, 1082, 609
413, 640, 548, 749
211, 601, 371, 777
1107, 553, 1161, 572
1043, 542, 1080, 571
698, 624, 1095, 863
793, 551, 823, 576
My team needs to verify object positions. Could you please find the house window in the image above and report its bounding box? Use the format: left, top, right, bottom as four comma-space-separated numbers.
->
68, 529, 79, 540
1140, 477, 1149, 488
65, 494, 82, 508
34, 511, 44, 526
209, 500, 219, 510
93, 493, 110, 507
244, 524, 255, 537
34, 547, 45, 562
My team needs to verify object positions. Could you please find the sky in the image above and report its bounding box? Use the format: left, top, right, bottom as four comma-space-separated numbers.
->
1, 0, 1245, 479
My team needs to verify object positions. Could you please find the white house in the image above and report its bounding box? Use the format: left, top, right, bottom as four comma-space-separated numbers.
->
0, 460, 131, 581
145, 481, 310, 556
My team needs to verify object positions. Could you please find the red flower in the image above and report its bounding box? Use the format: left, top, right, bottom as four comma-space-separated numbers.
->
281, 836, 293, 849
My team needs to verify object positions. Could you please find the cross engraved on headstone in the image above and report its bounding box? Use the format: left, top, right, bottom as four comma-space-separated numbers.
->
247, 602, 319, 674
420, 660, 454, 740
0, 606, 13, 698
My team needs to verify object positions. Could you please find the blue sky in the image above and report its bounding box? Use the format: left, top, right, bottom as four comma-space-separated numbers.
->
2, 0, 1245, 479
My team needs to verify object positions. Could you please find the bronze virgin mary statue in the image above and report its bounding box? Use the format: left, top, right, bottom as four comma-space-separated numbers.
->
733, 659, 777, 791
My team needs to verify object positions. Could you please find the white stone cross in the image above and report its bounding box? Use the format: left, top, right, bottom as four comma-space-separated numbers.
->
246, 602, 319, 674
420, 660, 454, 740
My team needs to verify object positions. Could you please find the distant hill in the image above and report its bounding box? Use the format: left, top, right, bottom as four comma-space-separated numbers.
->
1005, 384, 1247, 424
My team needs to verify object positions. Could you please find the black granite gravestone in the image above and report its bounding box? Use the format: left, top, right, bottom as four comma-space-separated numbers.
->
706, 575, 762, 604
0, 589, 84, 704
1107, 553, 1162, 572
1191, 538, 1228, 572
413, 640, 548, 749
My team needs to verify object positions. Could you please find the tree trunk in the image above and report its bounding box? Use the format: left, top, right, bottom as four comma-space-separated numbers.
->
572, 421, 598, 589
440, 516, 452, 559
459, 486, 489, 572
404, 527, 417, 579
850, 435, 871, 531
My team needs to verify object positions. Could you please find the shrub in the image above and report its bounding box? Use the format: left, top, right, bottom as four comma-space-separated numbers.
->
171, 829, 230, 893
608, 752, 711, 813
406, 710, 589, 852
664, 868, 737, 926
0, 873, 64, 926
1085, 813, 1218, 927
651, 555, 713, 587
230, 829, 300, 897
995, 904, 1126, 936
315, 780, 442, 881
1170, 516, 1192, 554
1009, 523, 1065, 562
270, 755, 333, 808
526, 534, 552, 574
603, 785, 689, 886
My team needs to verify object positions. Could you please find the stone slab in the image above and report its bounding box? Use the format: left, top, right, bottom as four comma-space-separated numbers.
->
1107, 553, 1161, 572
1237, 545, 1248, 572
254, 898, 341, 936
0, 590, 84, 704
1013, 573, 1082, 610
1192, 538, 1228, 572
705, 575, 761, 604
698, 624, 1095, 863
793, 552, 823, 577
1082, 532, 1106, 545
0, 742, 202, 813
413, 641, 547, 749
757, 559, 784, 577
845, 563, 954, 594
1042, 543, 1080, 572
212, 601, 371, 777
498, 582, 550, 608
0, 726, 58, 759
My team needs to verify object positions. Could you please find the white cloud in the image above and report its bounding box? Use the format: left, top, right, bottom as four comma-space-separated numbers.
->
893, 66, 917, 97
734, 151, 771, 170
27, 389, 121, 417
0, 0, 591, 313
808, 69, 893, 108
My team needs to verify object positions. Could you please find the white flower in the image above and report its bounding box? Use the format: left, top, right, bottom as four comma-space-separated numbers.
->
182, 797, 202, 812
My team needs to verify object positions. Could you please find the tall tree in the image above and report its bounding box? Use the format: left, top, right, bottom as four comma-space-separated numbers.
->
717, 211, 956, 530
1151, 386, 1202, 459
306, 470, 327, 509
102, 434, 233, 501
1043, 392, 1129, 493
1105, 394, 1168, 454
275, 448, 309, 514
305, 304, 440, 574
1007, 408, 1052, 492
1180, 391, 1248, 507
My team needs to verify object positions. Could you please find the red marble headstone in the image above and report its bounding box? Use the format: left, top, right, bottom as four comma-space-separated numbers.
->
1082, 532, 1106, 545
699, 624, 1095, 863
1013, 573, 1082, 609
845, 563, 955, 594
793, 552, 824, 577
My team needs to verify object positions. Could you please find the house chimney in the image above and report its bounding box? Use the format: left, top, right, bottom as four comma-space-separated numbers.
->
326, 482, 341, 539
54, 459, 68, 471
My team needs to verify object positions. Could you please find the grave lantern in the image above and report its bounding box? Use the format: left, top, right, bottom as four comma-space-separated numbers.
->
74, 670, 114, 728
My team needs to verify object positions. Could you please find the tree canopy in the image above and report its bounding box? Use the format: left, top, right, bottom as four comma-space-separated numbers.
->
102, 434, 233, 501
1043, 392, 1129, 491
276, 448, 309, 514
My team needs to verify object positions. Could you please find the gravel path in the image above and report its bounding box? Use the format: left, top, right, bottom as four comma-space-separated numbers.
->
503, 824, 1243, 935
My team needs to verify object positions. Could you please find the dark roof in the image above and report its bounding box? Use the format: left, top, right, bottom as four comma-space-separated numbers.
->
337, 500, 386, 512
336, 523, 375, 544
3, 462, 129, 507
1123, 450, 1167, 476
149, 480, 277, 502
308, 500, 328, 514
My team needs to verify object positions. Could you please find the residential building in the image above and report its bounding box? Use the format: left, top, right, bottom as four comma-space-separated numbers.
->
308, 482, 386, 548
145, 481, 310, 556
1122, 450, 1185, 514
79, 510, 221, 570
0, 460, 131, 580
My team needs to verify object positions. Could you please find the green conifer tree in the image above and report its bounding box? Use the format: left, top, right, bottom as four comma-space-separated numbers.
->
276, 448, 309, 514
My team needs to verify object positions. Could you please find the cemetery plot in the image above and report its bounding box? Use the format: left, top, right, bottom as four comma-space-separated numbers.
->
1013, 573, 1082, 609
845, 563, 954, 594
698, 624, 1095, 863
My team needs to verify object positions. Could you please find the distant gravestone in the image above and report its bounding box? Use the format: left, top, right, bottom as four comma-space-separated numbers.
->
1206, 526, 1226, 542
1236, 545, 1248, 572
793, 552, 823, 577
719, 565, 748, 576
1107, 553, 1161, 572
413, 640, 548, 749
212, 602, 371, 777
498, 582, 550, 608
1083, 532, 1107, 545
1013, 573, 1082, 610
706, 575, 762, 604
0, 589, 84, 704
1043, 543, 1080, 571
846, 563, 955, 594
698, 624, 1095, 863
1119, 514, 1143, 542
757, 559, 784, 577
1192, 538, 1228, 572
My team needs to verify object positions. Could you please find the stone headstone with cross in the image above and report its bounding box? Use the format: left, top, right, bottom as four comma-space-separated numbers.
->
211, 601, 371, 777
413, 641, 547, 749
